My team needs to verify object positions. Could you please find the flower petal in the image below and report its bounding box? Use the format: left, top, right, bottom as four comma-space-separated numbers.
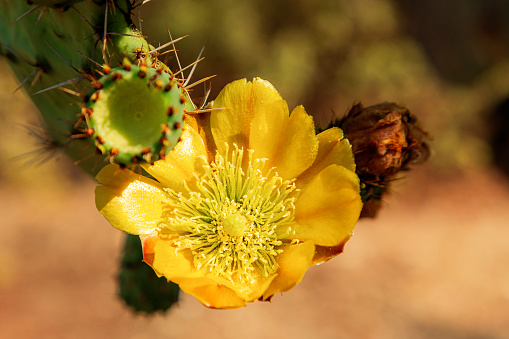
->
291, 164, 362, 246
211, 78, 283, 155
249, 99, 290, 161
184, 111, 216, 160
312, 236, 351, 265
208, 269, 277, 303
268, 105, 318, 180
142, 124, 209, 193
147, 237, 265, 307
149, 237, 204, 279
250, 103, 318, 180
262, 241, 315, 301
176, 277, 246, 309
297, 127, 356, 188
95, 165, 168, 235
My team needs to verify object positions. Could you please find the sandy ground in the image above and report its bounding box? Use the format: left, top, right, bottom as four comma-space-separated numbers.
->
1, 159, 509, 339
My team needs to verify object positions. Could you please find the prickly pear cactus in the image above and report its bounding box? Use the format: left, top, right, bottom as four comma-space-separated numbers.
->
119, 234, 180, 314
0, 0, 195, 313
0, 0, 191, 172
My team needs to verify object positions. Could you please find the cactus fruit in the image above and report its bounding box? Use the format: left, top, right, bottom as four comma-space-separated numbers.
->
80, 59, 187, 166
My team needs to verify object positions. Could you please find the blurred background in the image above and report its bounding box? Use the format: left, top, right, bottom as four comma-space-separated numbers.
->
1, 0, 509, 338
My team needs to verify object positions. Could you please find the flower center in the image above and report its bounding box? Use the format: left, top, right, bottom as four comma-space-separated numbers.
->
162, 145, 298, 281
222, 213, 247, 237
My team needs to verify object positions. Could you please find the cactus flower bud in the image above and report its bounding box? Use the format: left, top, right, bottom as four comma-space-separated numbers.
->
331, 102, 430, 217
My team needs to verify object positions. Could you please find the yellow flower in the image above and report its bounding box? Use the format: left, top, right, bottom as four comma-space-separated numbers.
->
95, 78, 362, 309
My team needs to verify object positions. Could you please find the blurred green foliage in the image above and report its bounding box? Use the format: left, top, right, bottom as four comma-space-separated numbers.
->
138, 0, 509, 174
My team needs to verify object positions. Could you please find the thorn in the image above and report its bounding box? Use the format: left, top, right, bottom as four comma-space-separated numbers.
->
102, 2, 109, 64
58, 87, 82, 97
167, 28, 184, 81
71, 5, 96, 31
143, 35, 187, 56
32, 76, 85, 95
107, 32, 145, 38
77, 50, 105, 70
137, 8, 143, 36
0, 42, 36, 67
183, 45, 205, 87
35, 7, 48, 25
44, 41, 93, 80
13, 5, 41, 23
185, 107, 227, 114
13, 67, 40, 94
199, 83, 212, 109
184, 75, 216, 90
172, 57, 205, 77
30, 68, 44, 89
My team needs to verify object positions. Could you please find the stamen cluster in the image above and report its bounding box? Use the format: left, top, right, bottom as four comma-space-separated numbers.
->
162, 146, 298, 281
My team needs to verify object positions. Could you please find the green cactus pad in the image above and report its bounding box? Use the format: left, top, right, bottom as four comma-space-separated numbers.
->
119, 234, 180, 314
85, 63, 186, 165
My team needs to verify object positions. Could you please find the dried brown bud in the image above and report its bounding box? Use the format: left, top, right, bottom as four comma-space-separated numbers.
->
331, 102, 430, 217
